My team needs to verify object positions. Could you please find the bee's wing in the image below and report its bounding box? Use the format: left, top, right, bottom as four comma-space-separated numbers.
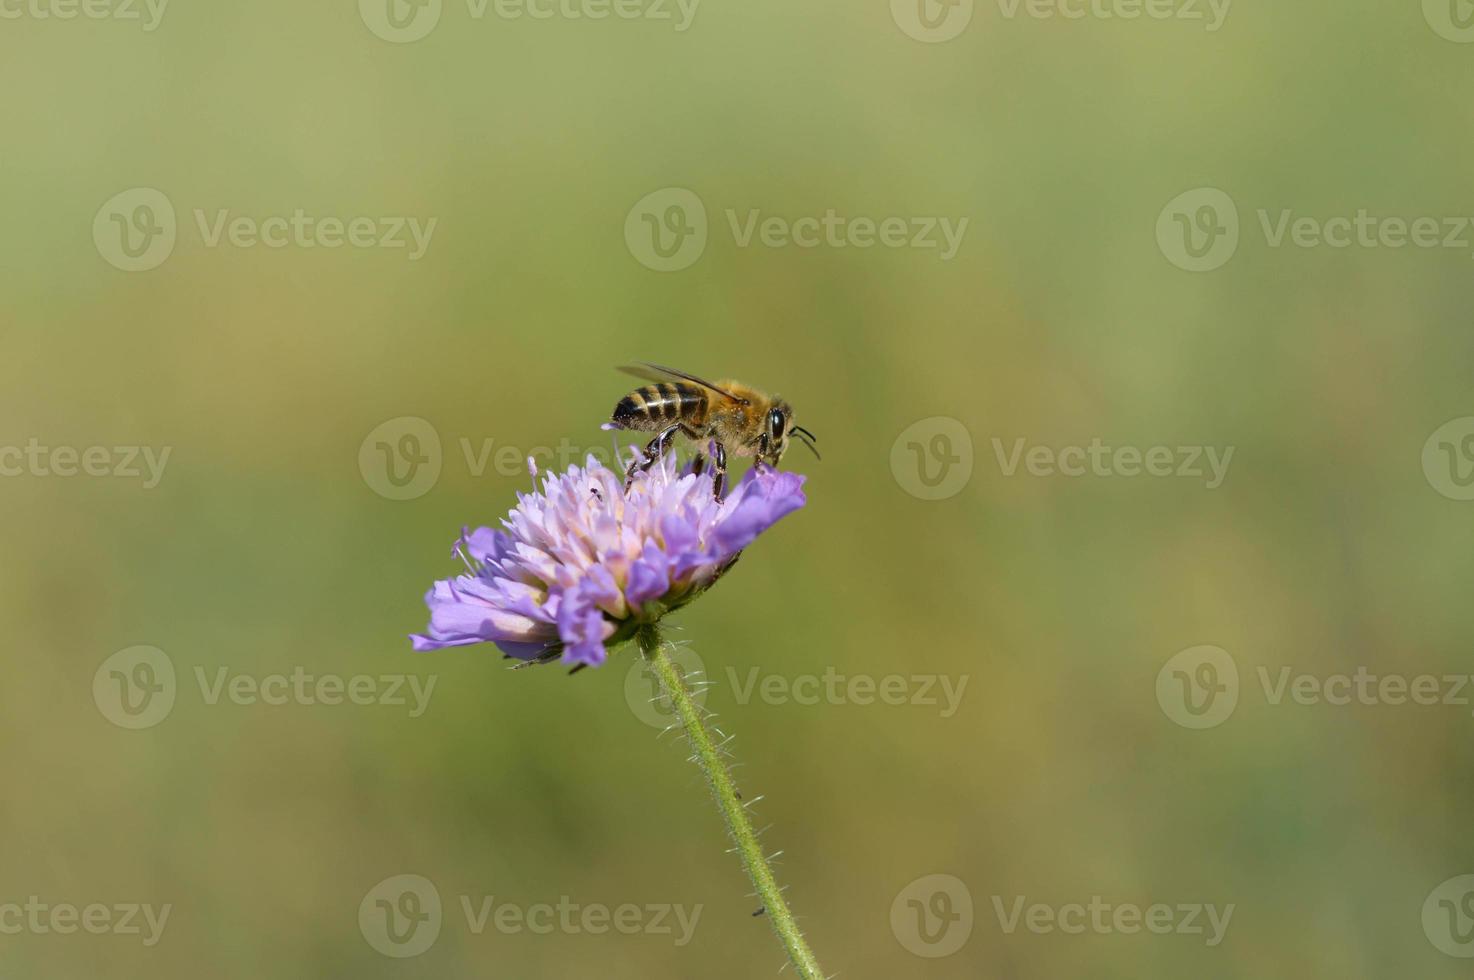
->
616, 362, 747, 404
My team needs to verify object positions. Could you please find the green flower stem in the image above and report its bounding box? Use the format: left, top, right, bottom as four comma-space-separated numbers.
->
638, 627, 826, 980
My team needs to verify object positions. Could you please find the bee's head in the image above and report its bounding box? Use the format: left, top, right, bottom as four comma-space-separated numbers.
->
761, 400, 818, 466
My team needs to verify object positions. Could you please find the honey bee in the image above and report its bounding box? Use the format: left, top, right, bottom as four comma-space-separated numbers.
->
606, 363, 819, 496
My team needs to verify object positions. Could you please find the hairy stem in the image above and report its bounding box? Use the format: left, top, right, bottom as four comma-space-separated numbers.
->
638, 626, 826, 979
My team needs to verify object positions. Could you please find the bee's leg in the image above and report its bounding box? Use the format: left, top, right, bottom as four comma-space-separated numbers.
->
624, 423, 682, 489
756, 433, 769, 468
710, 440, 728, 499
688, 428, 708, 476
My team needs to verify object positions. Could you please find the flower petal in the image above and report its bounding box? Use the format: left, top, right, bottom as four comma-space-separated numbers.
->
413, 452, 806, 667
626, 541, 671, 607
709, 469, 807, 558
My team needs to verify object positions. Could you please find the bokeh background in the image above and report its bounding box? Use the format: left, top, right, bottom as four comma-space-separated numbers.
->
3, 1, 1474, 976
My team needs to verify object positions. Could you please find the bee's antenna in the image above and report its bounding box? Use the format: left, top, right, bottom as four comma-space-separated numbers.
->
791, 426, 817, 443
793, 430, 821, 461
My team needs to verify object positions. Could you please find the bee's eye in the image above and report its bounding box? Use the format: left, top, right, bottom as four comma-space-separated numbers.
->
768, 409, 786, 441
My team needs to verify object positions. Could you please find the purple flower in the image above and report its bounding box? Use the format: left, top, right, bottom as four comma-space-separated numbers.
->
411, 453, 807, 667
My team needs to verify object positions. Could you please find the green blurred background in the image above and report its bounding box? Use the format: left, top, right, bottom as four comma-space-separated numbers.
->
4, 0, 1474, 976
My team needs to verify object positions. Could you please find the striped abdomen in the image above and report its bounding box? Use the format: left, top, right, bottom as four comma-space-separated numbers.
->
610, 383, 707, 431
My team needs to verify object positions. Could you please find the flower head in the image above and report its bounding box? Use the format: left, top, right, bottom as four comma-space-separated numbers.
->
411, 452, 806, 667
